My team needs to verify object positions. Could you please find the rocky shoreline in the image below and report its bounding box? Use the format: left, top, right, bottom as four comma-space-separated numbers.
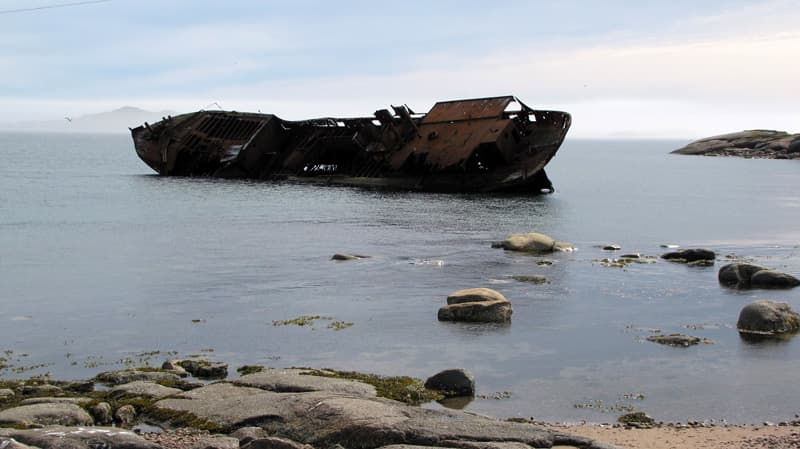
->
0, 365, 620, 449
671, 130, 800, 159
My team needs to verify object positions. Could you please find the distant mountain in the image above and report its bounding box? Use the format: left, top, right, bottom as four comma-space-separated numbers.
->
1, 107, 176, 134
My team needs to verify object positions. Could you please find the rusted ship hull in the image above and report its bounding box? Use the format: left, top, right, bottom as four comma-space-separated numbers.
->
131, 96, 571, 193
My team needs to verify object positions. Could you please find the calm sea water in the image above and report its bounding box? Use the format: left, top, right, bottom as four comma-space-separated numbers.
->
1, 131, 799, 423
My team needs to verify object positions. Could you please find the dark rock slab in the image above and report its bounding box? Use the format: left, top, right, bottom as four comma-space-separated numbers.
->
510, 275, 548, 284
718, 263, 768, 288
737, 300, 800, 336
646, 334, 711, 347
331, 253, 370, 261
661, 248, 715, 263
438, 301, 512, 323
0, 426, 158, 449
0, 403, 93, 427
233, 368, 376, 397
176, 360, 229, 379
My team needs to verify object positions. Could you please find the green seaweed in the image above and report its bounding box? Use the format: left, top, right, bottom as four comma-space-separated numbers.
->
327, 321, 354, 331
236, 365, 265, 376
299, 368, 443, 405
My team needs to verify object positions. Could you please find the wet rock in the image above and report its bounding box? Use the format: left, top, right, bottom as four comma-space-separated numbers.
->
114, 404, 137, 426
162, 359, 190, 377
90, 402, 113, 425
603, 244, 621, 251
0, 389, 14, 399
718, 263, 768, 288
446, 288, 508, 305
737, 300, 800, 336
424, 369, 475, 397
1, 427, 158, 449
750, 270, 800, 289
230, 427, 270, 446
0, 403, 94, 427
241, 437, 315, 449
331, 254, 369, 261
492, 233, 574, 253
438, 300, 512, 323
110, 381, 183, 399
176, 360, 228, 379
94, 369, 183, 386
510, 275, 548, 284
661, 248, 715, 263
64, 381, 94, 394
646, 334, 711, 347
233, 368, 377, 397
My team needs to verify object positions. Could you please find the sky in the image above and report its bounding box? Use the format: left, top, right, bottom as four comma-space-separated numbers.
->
1, 0, 798, 138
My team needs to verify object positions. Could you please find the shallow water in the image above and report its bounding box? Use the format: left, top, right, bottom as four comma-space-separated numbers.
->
1, 132, 799, 423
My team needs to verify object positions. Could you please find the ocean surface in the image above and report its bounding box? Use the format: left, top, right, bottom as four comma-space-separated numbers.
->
1, 131, 799, 424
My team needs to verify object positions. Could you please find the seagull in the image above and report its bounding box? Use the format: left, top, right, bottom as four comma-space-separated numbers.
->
64, 117, 73, 122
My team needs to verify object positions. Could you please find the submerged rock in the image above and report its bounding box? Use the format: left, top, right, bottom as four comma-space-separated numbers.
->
424, 369, 475, 397
510, 275, 549, 284
646, 334, 711, 347
737, 300, 800, 336
661, 248, 715, 263
750, 270, 800, 289
719, 263, 799, 289
492, 233, 575, 253
331, 253, 370, 261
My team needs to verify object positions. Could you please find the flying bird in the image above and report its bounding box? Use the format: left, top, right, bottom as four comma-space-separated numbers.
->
64, 117, 73, 122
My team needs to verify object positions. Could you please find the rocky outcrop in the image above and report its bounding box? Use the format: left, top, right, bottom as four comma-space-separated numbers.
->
437, 288, 512, 323
719, 263, 799, 289
232, 368, 377, 396
0, 427, 158, 449
174, 360, 229, 379
110, 380, 183, 399
424, 369, 475, 397
737, 300, 800, 336
661, 248, 715, 263
0, 403, 94, 427
95, 368, 183, 386
672, 130, 800, 159
492, 233, 575, 254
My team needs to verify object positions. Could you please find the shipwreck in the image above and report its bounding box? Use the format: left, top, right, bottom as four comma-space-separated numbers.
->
131, 96, 571, 193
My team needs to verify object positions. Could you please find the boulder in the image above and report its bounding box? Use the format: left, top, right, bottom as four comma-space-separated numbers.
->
602, 244, 621, 251
0, 389, 14, 399
176, 360, 229, 379
424, 369, 475, 397
90, 402, 113, 425
737, 300, 800, 336
0, 427, 158, 449
718, 263, 768, 288
233, 368, 376, 397
110, 381, 183, 399
162, 359, 190, 377
19, 398, 91, 406
446, 288, 507, 305
114, 404, 137, 426
0, 438, 37, 449
331, 254, 369, 261
0, 403, 94, 427
492, 233, 575, 253
438, 301, 512, 323
750, 270, 800, 289
661, 248, 715, 263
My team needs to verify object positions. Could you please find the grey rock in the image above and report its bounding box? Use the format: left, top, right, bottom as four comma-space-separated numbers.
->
446, 288, 508, 305
492, 233, 574, 253
19, 398, 91, 406
94, 369, 182, 386
1, 426, 158, 449
241, 437, 315, 449
161, 360, 190, 377
233, 368, 376, 397
177, 360, 228, 379
229, 427, 269, 445
20, 385, 62, 396
661, 248, 715, 263
0, 389, 14, 399
110, 381, 183, 399
750, 270, 800, 289
737, 300, 800, 336
603, 244, 621, 251
0, 403, 93, 427
114, 404, 137, 426
672, 130, 800, 159
438, 300, 512, 323
618, 412, 655, 428
90, 402, 113, 425
424, 369, 475, 397
718, 263, 768, 288
0, 438, 37, 449
646, 334, 711, 347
